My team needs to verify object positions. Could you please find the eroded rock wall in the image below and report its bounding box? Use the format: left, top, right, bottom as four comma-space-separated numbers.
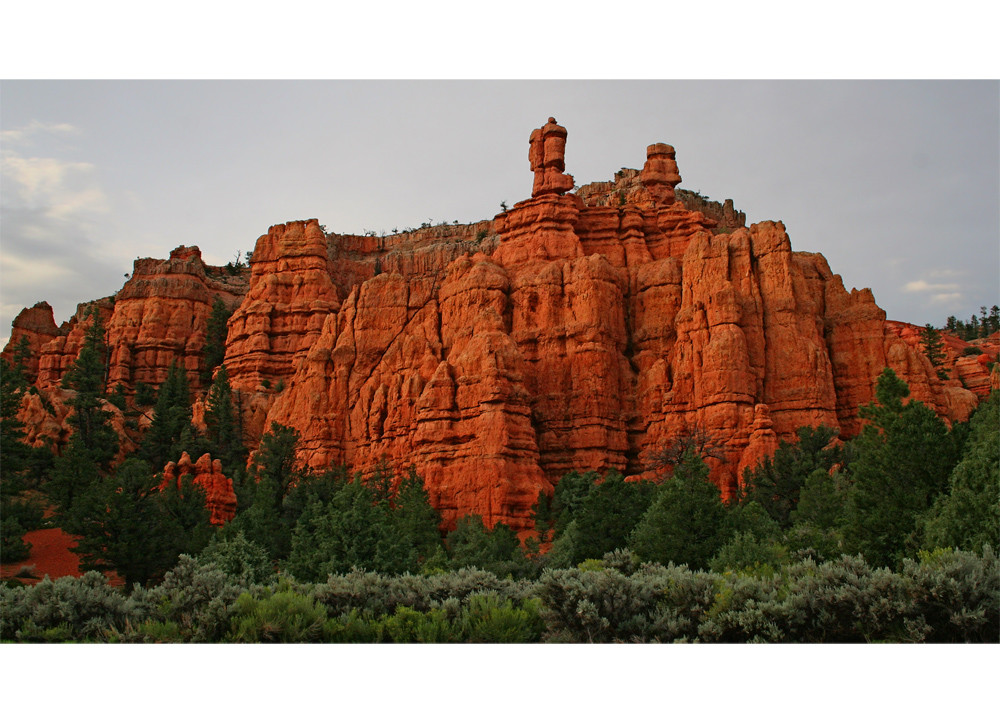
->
9, 118, 993, 532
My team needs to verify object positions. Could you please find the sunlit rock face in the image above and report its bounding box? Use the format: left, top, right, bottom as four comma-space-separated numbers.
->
9, 119, 992, 532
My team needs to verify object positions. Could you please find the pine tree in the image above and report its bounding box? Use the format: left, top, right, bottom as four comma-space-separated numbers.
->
920, 324, 949, 380
571, 470, 656, 563
46, 307, 118, 523
1, 356, 35, 562
228, 423, 303, 560
842, 368, 958, 567
742, 425, 843, 528
142, 360, 194, 468
201, 296, 232, 384
204, 364, 246, 476
444, 515, 529, 577
920, 391, 1000, 553
629, 453, 727, 570
286, 477, 391, 580
0, 356, 31, 490
60, 307, 118, 466
389, 466, 444, 566
72, 458, 211, 587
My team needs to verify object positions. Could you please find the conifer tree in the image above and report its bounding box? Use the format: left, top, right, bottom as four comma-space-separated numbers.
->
1, 355, 35, 562
46, 307, 118, 522
204, 364, 246, 476
742, 426, 842, 528
630, 452, 727, 570
72, 458, 212, 587
142, 360, 195, 469
60, 307, 118, 466
920, 390, 1000, 553
201, 296, 232, 384
920, 323, 949, 380
571, 470, 656, 563
390, 466, 444, 565
445, 514, 529, 577
842, 368, 957, 567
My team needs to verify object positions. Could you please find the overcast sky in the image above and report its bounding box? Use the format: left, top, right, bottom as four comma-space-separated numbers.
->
1, 80, 997, 345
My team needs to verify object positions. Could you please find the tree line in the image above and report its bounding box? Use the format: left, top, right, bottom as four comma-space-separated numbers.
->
1, 295, 998, 641
944, 304, 1000, 341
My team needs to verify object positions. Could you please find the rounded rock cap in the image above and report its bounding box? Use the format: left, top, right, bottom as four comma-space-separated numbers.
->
647, 143, 676, 156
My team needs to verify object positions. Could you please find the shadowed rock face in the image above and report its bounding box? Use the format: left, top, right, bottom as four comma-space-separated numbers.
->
8, 119, 994, 532
1, 302, 60, 380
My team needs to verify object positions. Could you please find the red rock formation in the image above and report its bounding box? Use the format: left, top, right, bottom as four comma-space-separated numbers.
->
736, 404, 781, 492
1, 302, 60, 381
9, 118, 993, 532
884, 321, 999, 400
28, 247, 247, 395
224, 220, 339, 392
35, 298, 115, 388
265, 119, 984, 510
529, 117, 575, 197
161, 452, 237, 525
104, 245, 247, 393
640, 143, 682, 205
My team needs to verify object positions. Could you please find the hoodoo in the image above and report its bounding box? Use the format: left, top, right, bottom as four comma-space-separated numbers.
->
6, 119, 994, 532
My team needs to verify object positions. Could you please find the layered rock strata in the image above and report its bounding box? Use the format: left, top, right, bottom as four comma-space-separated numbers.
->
1, 302, 60, 380
9, 119, 994, 531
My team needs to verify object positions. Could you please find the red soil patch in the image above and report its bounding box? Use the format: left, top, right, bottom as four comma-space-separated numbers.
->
1, 528, 123, 587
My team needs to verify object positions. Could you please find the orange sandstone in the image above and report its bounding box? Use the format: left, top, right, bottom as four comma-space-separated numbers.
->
8, 118, 991, 531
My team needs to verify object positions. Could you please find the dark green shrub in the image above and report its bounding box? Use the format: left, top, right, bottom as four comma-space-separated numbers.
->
198, 531, 275, 587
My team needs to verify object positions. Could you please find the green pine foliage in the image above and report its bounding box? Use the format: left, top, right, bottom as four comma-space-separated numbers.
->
1, 355, 38, 563
71, 458, 212, 587
445, 515, 532, 578
920, 323, 949, 379
201, 296, 233, 384
204, 364, 247, 476
44, 309, 120, 525
286, 467, 444, 582
919, 390, 1000, 553
549, 470, 601, 537
228, 423, 305, 559
568, 471, 656, 564
741, 425, 842, 528
841, 368, 958, 568
141, 360, 199, 469
629, 453, 727, 570
59, 307, 119, 468
944, 305, 1000, 341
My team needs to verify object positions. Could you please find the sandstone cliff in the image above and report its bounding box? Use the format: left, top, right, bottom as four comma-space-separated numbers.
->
7, 118, 994, 532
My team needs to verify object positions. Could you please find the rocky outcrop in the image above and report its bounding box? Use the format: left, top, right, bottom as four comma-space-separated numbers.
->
106, 246, 247, 393
224, 220, 339, 393
529, 117, 575, 197
35, 298, 115, 388
884, 321, 999, 401
9, 118, 992, 531
29, 247, 247, 395
161, 452, 237, 526
1, 302, 60, 381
